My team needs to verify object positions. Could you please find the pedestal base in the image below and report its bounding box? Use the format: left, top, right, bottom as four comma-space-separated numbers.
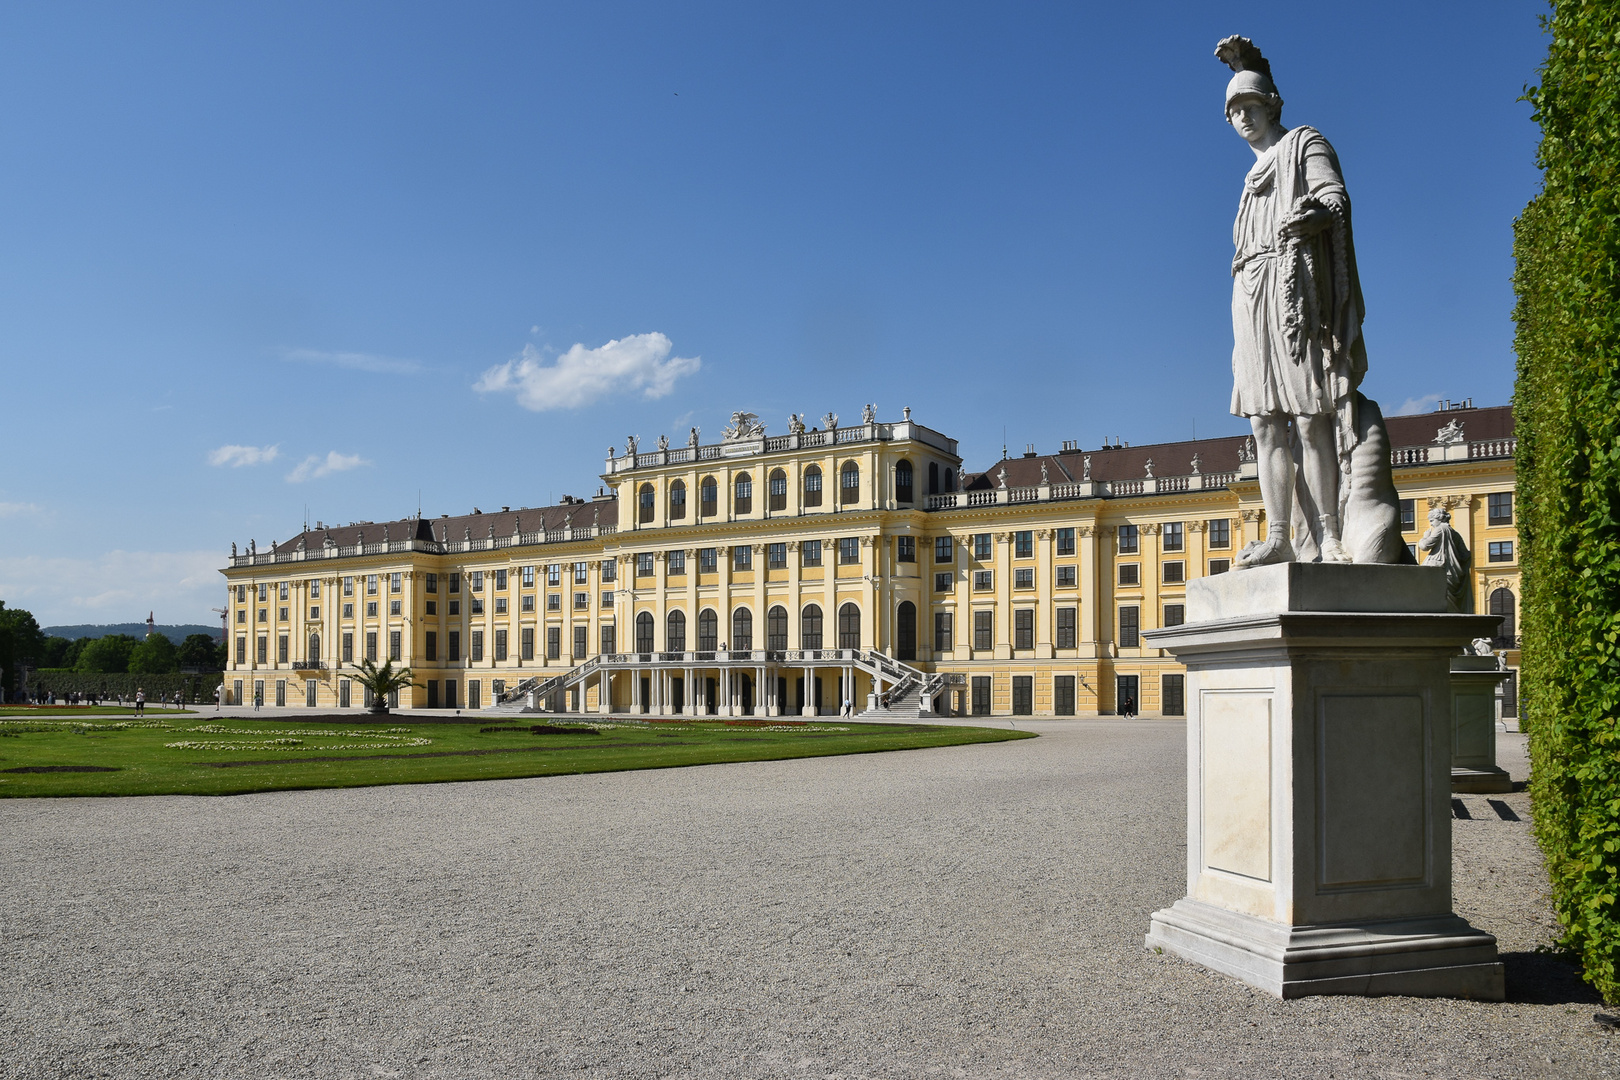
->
1451, 766, 1513, 794
1147, 899, 1503, 1000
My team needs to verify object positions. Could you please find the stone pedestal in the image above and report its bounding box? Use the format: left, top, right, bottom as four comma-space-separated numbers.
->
1142, 563, 1504, 1000
1451, 657, 1513, 794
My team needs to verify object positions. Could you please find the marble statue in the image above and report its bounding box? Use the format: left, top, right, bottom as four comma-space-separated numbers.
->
1471, 637, 1496, 658
625, 434, 638, 456
787, 413, 806, 435
996, 466, 1008, 490
823, 412, 839, 431
231, 542, 237, 557
1191, 453, 1203, 475
1217, 37, 1402, 569
1418, 505, 1473, 612
657, 434, 668, 451
1040, 461, 1049, 484
862, 403, 876, 424
689, 427, 700, 447
723, 411, 765, 440
1434, 419, 1466, 445
1082, 455, 1092, 481
1144, 458, 1155, 479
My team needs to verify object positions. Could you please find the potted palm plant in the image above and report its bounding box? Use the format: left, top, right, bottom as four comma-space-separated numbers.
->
351, 658, 420, 716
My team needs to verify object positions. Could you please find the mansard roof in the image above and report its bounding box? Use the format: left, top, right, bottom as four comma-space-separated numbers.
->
269, 497, 619, 554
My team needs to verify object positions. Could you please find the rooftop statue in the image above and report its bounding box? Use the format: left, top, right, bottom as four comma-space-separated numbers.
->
1217, 36, 1405, 568
722, 411, 766, 440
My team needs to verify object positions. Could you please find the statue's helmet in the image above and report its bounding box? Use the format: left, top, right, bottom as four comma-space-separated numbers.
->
1215, 36, 1282, 115
1225, 67, 1280, 111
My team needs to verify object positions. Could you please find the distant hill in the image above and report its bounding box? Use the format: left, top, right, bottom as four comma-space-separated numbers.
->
43, 623, 222, 641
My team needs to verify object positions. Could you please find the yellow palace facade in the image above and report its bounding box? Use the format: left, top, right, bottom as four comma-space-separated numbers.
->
220, 402, 1520, 718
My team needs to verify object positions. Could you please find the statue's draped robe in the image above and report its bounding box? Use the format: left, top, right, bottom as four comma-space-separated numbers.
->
1230, 126, 1368, 487
1418, 521, 1474, 613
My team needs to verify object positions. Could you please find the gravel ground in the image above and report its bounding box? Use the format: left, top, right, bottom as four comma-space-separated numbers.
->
0, 718, 1610, 1079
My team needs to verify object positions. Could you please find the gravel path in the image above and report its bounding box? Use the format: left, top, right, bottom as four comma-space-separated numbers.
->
0, 719, 1610, 1079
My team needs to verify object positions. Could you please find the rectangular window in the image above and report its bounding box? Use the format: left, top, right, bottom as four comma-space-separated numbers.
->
521, 566, 534, 588
575, 592, 588, 609
258, 583, 268, 602
838, 537, 860, 564
973, 570, 993, 591
449, 572, 461, 593
257, 636, 268, 664
896, 536, 916, 563
279, 581, 289, 600
342, 577, 353, 597
427, 680, 439, 709
279, 606, 289, 622
601, 591, 613, 608
342, 603, 353, 619
470, 681, 482, 710
935, 572, 953, 592
338, 678, 350, 708
390, 600, 402, 616
935, 536, 954, 563
1163, 522, 1184, 552
637, 553, 654, 577
699, 547, 718, 572
471, 598, 484, 615
1117, 524, 1139, 554
1118, 563, 1140, 586
668, 550, 687, 575
600, 626, 616, 654
366, 602, 377, 618
573, 626, 587, 659
1399, 499, 1416, 531
1056, 527, 1076, 556
448, 631, 460, 662
1209, 558, 1231, 575
1014, 568, 1034, 589
547, 627, 560, 660
310, 580, 321, 599
425, 632, 437, 661
1162, 673, 1186, 716
1014, 609, 1034, 650
1163, 561, 1185, 584
934, 612, 952, 651
365, 632, 377, 662
973, 610, 993, 651
1207, 519, 1231, 549
521, 594, 534, 612
1164, 604, 1186, 627
367, 575, 378, 595
236, 636, 246, 665
1057, 607, 1077, 649
237, 585, 247, 603
1014, 531, 1033, 558
767, 543, 787, 569
547, 564, 561, 586
494, 568, 507, 591
341, 632, 353, 663
1054, 675, 1076, 716
733, 546, 753, 570
1012, 675, 1033, 716
521, 627, 534, 660
600, 560, 616, 583
471, 630, 483, 663
448, 600, 459, 616
801, 541, 822, 567
390, 572, 402, 594
238, 609, 247, 624
973, 533, 992, 560
1056, 565, 1077, 588
1488, 492, 1513, 525
574, 563, 589, 584
546, 594, 560, 611
1488, 540, 1514, 562
389, 631, 401, 661
494, 628, 508, 662
1119, 606, 1140, 648
971, 676, 991, 716
443, 681, 455, 709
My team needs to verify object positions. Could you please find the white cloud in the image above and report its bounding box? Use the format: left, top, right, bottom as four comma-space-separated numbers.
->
0, 549, 224, 627
474, 333, 701, 411
0, 501, 43, 518
285, 451, 369, 483
207, 443, 280, 468
1391, 394, 1442, 417
283, 347, 423, 375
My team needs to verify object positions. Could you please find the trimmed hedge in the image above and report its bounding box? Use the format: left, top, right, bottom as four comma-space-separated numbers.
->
1513, 1, 1620, 1004
28, 670, 225, 705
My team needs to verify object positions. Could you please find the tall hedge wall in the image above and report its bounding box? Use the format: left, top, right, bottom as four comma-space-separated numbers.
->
1513, 0, 1620, 1004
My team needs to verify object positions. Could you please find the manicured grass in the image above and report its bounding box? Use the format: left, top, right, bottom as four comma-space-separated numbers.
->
0, 715, 1035, 798
0, 706, 197, 717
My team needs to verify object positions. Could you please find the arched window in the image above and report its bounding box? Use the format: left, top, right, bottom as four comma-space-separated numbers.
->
928, 461, 940, 496
698, 608, 718, 652
635, 611, 655, 653
769, 469, 788, 511
669, 480, 687, 521
801, 604, 824, 650
667, 610, 686, 652
638, 483, 655, 523
840, 461, 860, 505
945, 468, 956, 492
732, 608, 753, 651
1489, 588, 1516, 646
700, 476, 718, 516
838, 603, 862, 649
309, 632, 321, 659
767, 606, 788, 651
896, 601, 916, 661
895, 460, 914, 504
734, 473, 753, 515
803, 465, 823, 507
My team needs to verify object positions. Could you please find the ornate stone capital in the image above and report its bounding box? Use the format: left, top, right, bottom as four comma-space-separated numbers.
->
1240, 509, 1263, 522
1036, 529, 1052, 540
653, 550, 664, 562
786, 540, 799, 551
860, 536, 874, 548
1141, 523, 1163, 535
1188, 521, 1208, 533
1077, 525, 1096, 538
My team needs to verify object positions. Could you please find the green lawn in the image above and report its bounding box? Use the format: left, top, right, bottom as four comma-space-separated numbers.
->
0, 715, 1034, 798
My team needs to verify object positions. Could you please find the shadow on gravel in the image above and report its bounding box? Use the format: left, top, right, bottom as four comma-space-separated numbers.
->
1503, 950, 1605, 1005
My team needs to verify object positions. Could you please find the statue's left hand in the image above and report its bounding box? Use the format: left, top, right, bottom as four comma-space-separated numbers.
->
1280, 206, 1333, 239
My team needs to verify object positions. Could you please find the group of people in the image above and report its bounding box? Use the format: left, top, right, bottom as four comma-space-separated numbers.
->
27, 687, 188, 711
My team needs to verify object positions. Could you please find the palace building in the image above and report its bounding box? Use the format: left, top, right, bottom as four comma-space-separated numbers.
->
220, 401, 1519, 718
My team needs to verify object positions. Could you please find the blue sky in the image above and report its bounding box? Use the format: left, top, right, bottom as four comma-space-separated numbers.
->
0, 2, 1546, 627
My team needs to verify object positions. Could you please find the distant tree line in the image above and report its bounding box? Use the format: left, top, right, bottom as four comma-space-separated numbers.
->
0, 603, 225, 698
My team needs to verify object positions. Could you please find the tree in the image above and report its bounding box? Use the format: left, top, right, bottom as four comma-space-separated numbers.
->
178, 634, 223, 671
128, 633, 180, 675
350, 658, 420, 715
76, 634, 139, 674
39, 636, 73, 668
1514, 0, 1620, 1004
60, 637, 88, 670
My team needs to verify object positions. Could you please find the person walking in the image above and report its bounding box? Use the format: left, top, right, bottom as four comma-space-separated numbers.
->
254, 687, 262, 711
841, 696, 852, 718
214, 683, 223, 711
134, 689, 145, 716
